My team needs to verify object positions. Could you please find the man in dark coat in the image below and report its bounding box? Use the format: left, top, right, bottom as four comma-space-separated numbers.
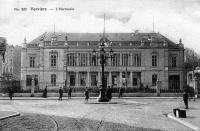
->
43, 87, 47, 98
59, 87, 63, 101
85, 87, 89, 102
68, 87, 72, 99
183, 90, 189, 109
118, 87, 124, 98
8, 87, 13, 100
106, 86, 112, 101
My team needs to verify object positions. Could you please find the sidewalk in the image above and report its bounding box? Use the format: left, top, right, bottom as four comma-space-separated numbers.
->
0, 111, 20, 120
167, 99, 200, 131
0, 96, 182, 100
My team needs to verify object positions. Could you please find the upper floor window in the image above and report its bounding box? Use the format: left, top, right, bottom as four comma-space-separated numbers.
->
79, 53, 88, 66
90, 53, 98, 66
30, 56, 35, 67
122, 54, 129, 66
152, 55, 158, 67
133, 54, 141, 67
51, 74, 56, 86
111, 53, 120, 66
152, 74, 157, 86
170, 56, 177, 68
67, 53, 76, 66
51, 54, 57, 67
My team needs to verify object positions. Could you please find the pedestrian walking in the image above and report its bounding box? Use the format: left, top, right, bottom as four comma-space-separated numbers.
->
59, 87, 63, 101
183, 90, 189, 109
68, 86, 72, 99
85, 87, 89, 102
106, 86, 112, 101
8, 87, 13, 100
118, 87, 123, 98
43, 86, 47, 98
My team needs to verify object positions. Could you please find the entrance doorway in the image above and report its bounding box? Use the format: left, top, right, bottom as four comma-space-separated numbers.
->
169, 75, 180, 90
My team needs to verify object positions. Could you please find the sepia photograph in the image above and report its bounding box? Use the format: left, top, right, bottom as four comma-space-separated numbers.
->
0, 0, 200, 130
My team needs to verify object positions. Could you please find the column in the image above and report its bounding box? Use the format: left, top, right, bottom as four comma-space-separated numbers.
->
87, 53, 90, 66
76, 53, 79, 66
130, 72, 133, 87
87, 72, 90, 87
75, 72, 79, 87
119, 53, 122, 66
130, 53, 132, 66
119, 72, 122, 87
97, 72, 101, 87
109, 72, 112, 86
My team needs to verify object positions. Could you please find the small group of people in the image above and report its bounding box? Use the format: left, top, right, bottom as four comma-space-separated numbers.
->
58, 86, 72, 101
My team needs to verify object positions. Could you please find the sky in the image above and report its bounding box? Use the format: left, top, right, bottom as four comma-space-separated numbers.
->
0, 0, 200, 52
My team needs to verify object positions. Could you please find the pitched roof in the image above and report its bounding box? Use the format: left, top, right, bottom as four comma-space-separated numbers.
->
28, 32, 181, 48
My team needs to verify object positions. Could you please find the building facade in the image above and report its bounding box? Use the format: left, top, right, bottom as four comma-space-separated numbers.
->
1, 45, 21, 80
20, 32, 184, 91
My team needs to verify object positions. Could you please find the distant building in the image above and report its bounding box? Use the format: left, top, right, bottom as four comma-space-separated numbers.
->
21, 32, 184, 91
0, 37, 6, 79
2, 45, 21, 80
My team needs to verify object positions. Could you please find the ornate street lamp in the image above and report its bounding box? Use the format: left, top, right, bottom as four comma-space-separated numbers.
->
92, 38, 113, 102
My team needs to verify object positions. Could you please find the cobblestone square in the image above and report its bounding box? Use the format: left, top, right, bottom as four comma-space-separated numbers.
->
0, 98, 199, 130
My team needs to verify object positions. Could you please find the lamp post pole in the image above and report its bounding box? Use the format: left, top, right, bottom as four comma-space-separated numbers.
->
93, 44, 113, 102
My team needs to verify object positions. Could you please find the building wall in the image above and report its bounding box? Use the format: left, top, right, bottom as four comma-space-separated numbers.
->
20, 33, 185, 91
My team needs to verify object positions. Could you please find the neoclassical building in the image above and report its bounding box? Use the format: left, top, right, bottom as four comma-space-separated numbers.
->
20, 32, 184, 91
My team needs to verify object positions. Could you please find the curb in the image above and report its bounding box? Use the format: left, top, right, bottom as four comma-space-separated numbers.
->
0, 112, 20, 120
167, 114, 200, 131
0, 97, 182, 100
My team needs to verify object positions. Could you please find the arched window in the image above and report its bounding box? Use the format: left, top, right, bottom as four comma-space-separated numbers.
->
152, 74, 157, 86
51, 74, 56, 86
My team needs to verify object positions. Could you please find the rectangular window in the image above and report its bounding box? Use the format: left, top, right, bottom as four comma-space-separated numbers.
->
91, 75, 97, 86
51, 54, 57, 67
132, 54, 141, 67
171, 56, 177, 67
51, 74, 56, 86
79, 53, 88, 66
90, 53, 98, 66
133, 78, 138, 86
152, 55, 157, 67
67, 53, 77, 66
30, 56, 35, 67
80, 73, 86, 86
26, 75, 32, 86
152, 74, 157, 86
70, 75, 75, 86
111, 53, 120, 66
122, 54, 129, 66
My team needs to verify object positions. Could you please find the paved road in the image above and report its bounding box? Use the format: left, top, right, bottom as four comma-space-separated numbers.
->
0, 98, 198, 131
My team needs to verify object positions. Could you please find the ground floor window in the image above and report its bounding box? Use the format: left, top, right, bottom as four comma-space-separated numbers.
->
169, 75, 180, 90
112, 75, 117, 86
26, 75, 38, 86
132, 72, 141, 87
80, 73, 86, 86
70, 75, 75, 86
26, 75, 32, 86
152, 74, 157, 86
133, 78, 137, 86
51, 74, 56, 86
91, 75, 97, 86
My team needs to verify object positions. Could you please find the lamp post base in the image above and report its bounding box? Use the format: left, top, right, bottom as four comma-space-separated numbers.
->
97, 90, 109, 102
98, 96, 109, 102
